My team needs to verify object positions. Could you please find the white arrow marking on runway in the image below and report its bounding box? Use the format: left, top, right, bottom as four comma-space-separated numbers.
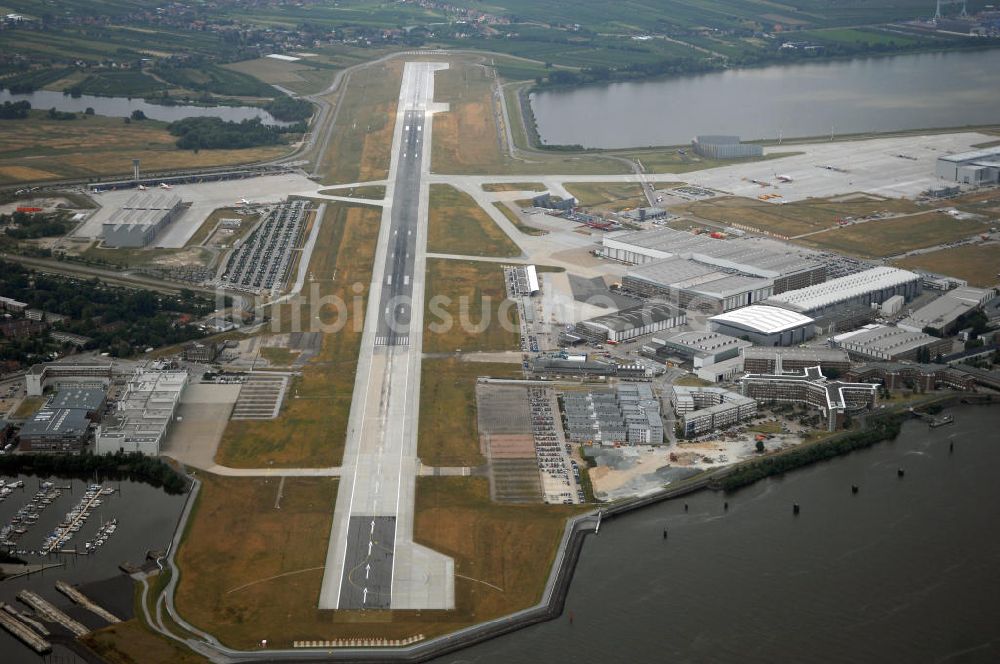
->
363, 587, 368, 604
366, 564, 371, 580
368, 540, 373, 555
370, 519, 375, 535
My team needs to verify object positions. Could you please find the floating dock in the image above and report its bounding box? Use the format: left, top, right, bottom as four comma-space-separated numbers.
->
1, 602, 51, 636
56, 580, 121, 624
0, 608, 52, 654
16, 590, 89, 637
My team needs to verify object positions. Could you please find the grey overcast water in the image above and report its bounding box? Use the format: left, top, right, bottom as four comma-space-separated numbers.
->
434, 404, 1000, 664
0, 89, 290, 125
530, 49, 1000, 148
0, 477, 186, 663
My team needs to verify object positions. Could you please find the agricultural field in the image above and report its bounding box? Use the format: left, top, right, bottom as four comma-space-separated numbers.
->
423, 259, 520, 354
0, 112, 287, 184
418, 358, 523, 467
796, 211, 986, 259
216, 204, 380, 468
428, 184, 521, 257
894, 243, 1000, 287
225, 57, 338, 97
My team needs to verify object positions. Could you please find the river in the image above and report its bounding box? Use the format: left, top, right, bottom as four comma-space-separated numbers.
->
0, 89, 290, 125
530, 49, 1000, 148
0, 475, 187, 663
434, 404, 1000, 663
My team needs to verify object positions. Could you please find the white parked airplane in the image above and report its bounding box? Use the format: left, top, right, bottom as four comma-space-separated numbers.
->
776, 174, 794, 183
137, 184, 147, 191
159, 182, 173, 190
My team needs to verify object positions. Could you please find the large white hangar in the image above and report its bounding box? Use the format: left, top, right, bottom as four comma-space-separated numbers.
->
764, 266, 921, 319
709, 305, 815, 346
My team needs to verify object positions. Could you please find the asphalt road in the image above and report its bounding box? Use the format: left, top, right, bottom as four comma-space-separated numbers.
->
339, 516, 396, 609
374, 109, 424, 347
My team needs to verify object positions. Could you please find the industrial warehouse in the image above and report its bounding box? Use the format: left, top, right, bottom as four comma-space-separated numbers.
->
101, 192, 185, 248
935, 146, 1000, 185
709, 305, 816, 346
764, 266, 922, 319
691, 135, 764, 160
573, 302, 686, 343
831, 324, 953, 362
95, 369, 187, 456
604, 227, 825, 312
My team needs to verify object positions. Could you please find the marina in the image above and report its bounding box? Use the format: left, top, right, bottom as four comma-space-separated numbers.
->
0, 474, 187, 663
1, 481, 119, 556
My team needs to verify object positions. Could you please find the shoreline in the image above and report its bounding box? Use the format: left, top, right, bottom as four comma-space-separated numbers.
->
150, 393, 997, 661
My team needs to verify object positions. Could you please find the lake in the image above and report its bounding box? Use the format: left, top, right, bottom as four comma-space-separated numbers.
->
433, 404, 1000, 663
0, 89, 290, 125
530, 49, 1000, 148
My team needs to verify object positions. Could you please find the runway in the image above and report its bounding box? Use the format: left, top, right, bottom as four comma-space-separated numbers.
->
319, 61, 454, 611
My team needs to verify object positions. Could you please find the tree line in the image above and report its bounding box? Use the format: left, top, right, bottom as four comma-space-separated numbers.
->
167, 116, 305, 150
0, 451, 189, 495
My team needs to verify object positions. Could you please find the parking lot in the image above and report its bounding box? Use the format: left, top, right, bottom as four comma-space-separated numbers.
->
218, 200, 307, 295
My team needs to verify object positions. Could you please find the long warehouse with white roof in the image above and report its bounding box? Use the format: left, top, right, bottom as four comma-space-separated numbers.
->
764, 266, 921, 318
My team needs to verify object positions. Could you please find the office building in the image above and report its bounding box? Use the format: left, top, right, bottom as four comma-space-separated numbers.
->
739, 366, 878, 431
673, 386, 758, 438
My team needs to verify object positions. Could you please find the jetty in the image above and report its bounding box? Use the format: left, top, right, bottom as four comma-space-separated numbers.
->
16, 590, 89, 637
56, 580, 122, 624
1, 601, 51, 636
0, 608, 52, 654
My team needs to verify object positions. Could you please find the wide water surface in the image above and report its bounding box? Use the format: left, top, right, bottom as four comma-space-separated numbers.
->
435, 404, 1000, 663
531, 49, 1000, 148
0, 89, 289, 125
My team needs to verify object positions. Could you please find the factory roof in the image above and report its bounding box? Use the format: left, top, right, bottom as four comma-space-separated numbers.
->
743, 346, 850, 362
938, 146, 1000, 163
20, 408, 90, 438
100, 370, 186, 444
694, 135, 743, 145
709, 305, 814, 335
627, 256, 774, 298
122, 192, 181, 210
48, 388, 106, 412
659, 331, 751, 354
609, 227, 820, 278
765, 266, 919, 312
582, 302, 683, 332
835, 325, 940, 357
898, 294, 978, 332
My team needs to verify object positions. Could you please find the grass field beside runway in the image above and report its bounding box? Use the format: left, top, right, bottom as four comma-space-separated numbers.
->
428, 184, 521, 257
216, 204, 380, 468
423, 259, 520, 354
418, 358, 523, 467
